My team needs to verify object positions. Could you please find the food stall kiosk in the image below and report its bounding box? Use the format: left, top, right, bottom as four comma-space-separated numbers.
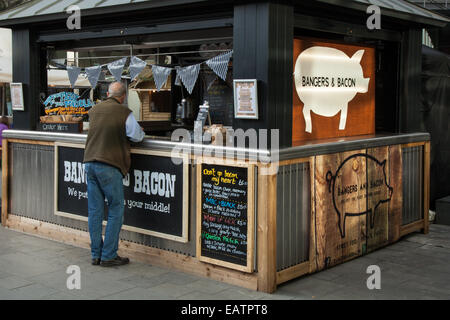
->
0, 0, 447, 293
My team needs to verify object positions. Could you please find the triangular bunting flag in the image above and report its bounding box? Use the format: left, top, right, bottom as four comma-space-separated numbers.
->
107, 57, 127, 82
67, 66, 81, 88
129, 56, 147, 81
85, 65, 102, 88
205, 50, 233, 81
151, 65, 172, 91
177, 64, 201, 94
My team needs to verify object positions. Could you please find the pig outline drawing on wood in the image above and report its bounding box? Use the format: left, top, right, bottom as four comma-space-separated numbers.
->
325, 153, 393, 239
294, 46, 370, 133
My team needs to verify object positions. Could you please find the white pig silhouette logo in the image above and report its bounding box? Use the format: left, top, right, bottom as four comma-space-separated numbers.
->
294, 46, 370, 133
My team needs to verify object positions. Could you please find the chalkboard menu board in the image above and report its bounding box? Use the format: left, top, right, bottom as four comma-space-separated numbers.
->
54, 143, 189, 242
197, 162, 254, 272
204, 78, 234, 126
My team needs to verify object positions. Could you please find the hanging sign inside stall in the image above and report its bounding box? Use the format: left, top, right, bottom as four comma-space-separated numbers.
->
197, 161, 255, 272
43, 92, 94, 116
203, 71, 234, 126
54, 143, 189, 242
292, 38, 375, 144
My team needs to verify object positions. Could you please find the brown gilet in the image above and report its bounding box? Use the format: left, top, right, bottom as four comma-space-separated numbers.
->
83, 97, 132, 176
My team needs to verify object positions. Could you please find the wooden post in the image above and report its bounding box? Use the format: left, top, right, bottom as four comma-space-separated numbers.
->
1, 139, 8, 226
423, 141, 430, 234
257, 165, 277, 293
309, 156, 318, 273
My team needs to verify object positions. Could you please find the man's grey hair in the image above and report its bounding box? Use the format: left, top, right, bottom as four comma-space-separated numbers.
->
108, 82, 126, 98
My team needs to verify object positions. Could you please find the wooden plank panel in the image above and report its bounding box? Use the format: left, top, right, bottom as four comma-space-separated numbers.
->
257, 165, 278, 293
278, 157, 310, 167
314, 149, 367, 270
366, 147, 390, 252
6, 139, 54, 146
400, 220, 425, 237
339, 151, 366, 263
388, 145, 403, 243
277, 261, 309, 285
401, 142, 425, 149
309, 156, 318, 273
313, 145, 404, 271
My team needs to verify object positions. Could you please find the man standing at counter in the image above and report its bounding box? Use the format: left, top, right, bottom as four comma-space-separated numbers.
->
83, 82, 145, 267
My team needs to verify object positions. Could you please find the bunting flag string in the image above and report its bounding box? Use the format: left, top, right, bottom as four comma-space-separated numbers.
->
62, 50, 233, 93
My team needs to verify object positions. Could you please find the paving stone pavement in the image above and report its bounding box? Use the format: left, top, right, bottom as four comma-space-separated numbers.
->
0, 223, 449, 300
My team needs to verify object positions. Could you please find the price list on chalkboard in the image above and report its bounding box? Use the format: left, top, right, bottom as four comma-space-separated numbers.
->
199, 164, 251, 269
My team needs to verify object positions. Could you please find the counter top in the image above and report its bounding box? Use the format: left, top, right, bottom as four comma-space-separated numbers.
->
2, 130, 430, 162
280, 133, 430, 160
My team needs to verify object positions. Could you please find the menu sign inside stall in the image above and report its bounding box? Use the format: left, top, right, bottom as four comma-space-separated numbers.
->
197, 162, 255, 273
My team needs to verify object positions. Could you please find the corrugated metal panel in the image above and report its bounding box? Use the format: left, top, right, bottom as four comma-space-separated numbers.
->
8, 0, 60, 19
402, 146, 424, 225
276, 162, 310, 272
9, 142, 196, 256
0, 0, 189, 20
352, 0, 449, 20
35, 0, 85, 15
0, 0, 138, 19
409, 0, 449, 10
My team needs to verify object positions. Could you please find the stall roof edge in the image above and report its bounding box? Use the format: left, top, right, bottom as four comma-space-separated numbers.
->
313, 0, 449, 27
0, 0, 214, 27
0, 0, 448, 28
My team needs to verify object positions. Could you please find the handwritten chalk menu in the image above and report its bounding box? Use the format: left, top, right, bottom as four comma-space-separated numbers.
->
205, 80, 234, 126
197, 162, 254, 272
54, 143, 189, 242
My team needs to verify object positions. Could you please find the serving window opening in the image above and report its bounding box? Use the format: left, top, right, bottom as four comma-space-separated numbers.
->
44, 33, 233, 136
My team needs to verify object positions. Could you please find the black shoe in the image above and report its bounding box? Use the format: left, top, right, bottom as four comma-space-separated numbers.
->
100, 255, 130, 267
92, 258, 101, 265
